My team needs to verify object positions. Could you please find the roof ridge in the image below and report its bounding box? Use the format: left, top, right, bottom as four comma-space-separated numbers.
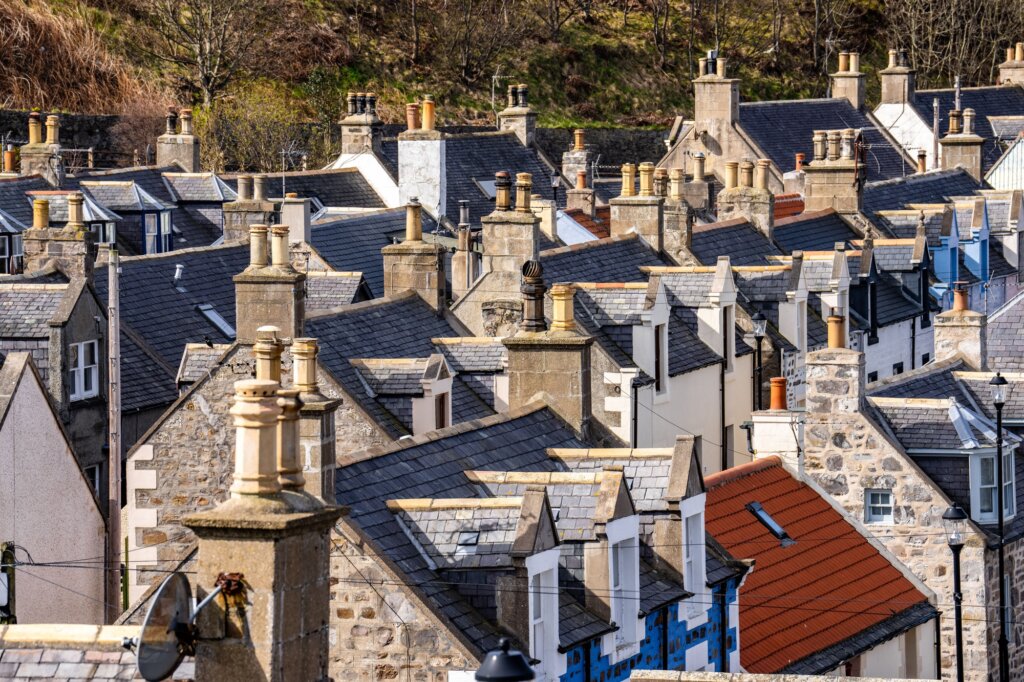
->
305, 289, 419, 319
540, 233, 638, 257
704, 456, 780, 488
771, 207, 837, 227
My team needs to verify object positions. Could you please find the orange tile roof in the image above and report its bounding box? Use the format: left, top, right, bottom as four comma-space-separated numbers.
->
565, 206, 611, 239
774, 193, 804, 219
704, 458, 930, 673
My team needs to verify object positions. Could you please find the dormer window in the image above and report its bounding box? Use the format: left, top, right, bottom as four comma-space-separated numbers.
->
796, 300, 807, 352
144, 212, 173, 253
972, 451, 1016, 524
680, 494, 708, 620
90, 221, 116, 245
435, 392, 450, 429
654, 323, 667, 393
526, 548, 562, 681
722, 305, 734, 371
610, 537, 640, 645
69, 340, 99, 401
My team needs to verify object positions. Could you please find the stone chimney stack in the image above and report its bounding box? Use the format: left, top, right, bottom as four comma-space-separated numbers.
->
339, 92, 383, 155
694, 53, 740, 135
398, 96, 446, 217
565, 169, 596, 217
185, 376, 343, 682
20, 111, 64, 186
802, 129, 863, 214
481, 171, 540, 278
879, 49, 917, 104
716, 158, 775, 238
940, 108, 984, 181
382, 198, 446, 310
22, 195, 96, 278
503, 267, 593, 436
562, 128, 592, 186
223, 174, 274, 242
451, 200, 476, 301
610, 161, 665, 252
830, 51, 866, 109
498, 83, 537, 147
933, 283, 987, 370
280, 192, 311, 245
663, 168, 694, 263
997, 42, 1024, 85
233, 224, 306, 343
292, 337, 341, 504
805, 346, 866, 415
156, 107, 200, 172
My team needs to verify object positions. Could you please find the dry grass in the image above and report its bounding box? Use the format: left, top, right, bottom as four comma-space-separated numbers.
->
0, 0, 169, 114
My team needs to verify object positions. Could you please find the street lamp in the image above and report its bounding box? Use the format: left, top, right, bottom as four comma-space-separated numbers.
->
476, 638, 535, 682
991, 372, 1009, 682
943, 504, 968, 682
751, 312, 767, 411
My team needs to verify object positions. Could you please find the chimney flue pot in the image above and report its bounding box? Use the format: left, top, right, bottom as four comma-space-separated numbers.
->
795, 152, 805, 171
724, 161, 739, 190
769, 377, 787, 410
249, 224, 269, 267
827, 311, 846, 349
270, 225, 290, 268
1017, 42, 1024, 62
755, 159, 770, 190
840, 129, 856, 160
346, 92, 357, 116
405, 198, 423, 241
228, 379, 283, 497
669, 168, 684, 200
459, 198, 470, 226
838, 52, 850, 72
67, 192, 84, 227
827, 131, 842, 161
887, 49, 897, 68
179, 109, 193, 135
698, 57, 708, 76
44, 115, 59, 146
253, 175, 267, 202
716, 57, 727, 78
27, 112, 42, 145
422, 95, 436, 131
620, 163, 637, 197
948, 109, 962, 135
494, 171, 512, 210
405, 103, 420, 131
575, 170, 587, 190
812, 131, 827, 161
517, 84, 529, 107
573, 128, 585, 151
638, 162, 655, 196
739, 161, 754, 188
292, 337, 320, 395
515, 173, 533, 212
849, 52, 860, 72
963, 108, 976, 135
237, 175, 252, 201
165, 107, 178, 135
952, 282, 969, 311
32, 198, 49, 229
917, 149, 927, 173
550, 283, 576, 332
693, 152, 706, 180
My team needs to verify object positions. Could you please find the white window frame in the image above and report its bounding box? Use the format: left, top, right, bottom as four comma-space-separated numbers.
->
526, 548, 563, 682
797, 300, 807, 352
160, 211, 172, 252
722, 305, 734, 372
145, 213, 159, 253
69, 340, 100, 401
865, 488, 894, 524
680, 493, 708, 623
970, 451, 1016, 524
0, 237, 7, 275
83, 464, 101, 497
602, 515, 642, 662
654, 322, 668, 394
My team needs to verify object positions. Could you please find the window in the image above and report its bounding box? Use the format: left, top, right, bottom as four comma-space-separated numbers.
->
746, 501, 795, 547
0, 237, 7, 275
435, 393, 449, 430
84, 465, 101, 497
455, 531, 478, 558
654, 323, 666, 393
526, 556, 561, 680
145, 214, 158, 253
681, 502, 707, 619
195, 304, 236, 339
893, 362, 905, 375
867, 371, 879, 383
160, 212, 172, 252
722, 305, 734, 371
90, 222, 116, 244
922, 353, 931, 364
530, 573, 546, 657
684, 513, 703, 591
865, 489, 894, 524
797, 301, 807, 351
972, 453, 1016, 523
69, 340, 99, 401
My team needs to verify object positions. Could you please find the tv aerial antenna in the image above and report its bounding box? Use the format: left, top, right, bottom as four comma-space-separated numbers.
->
122, 572, 244, 681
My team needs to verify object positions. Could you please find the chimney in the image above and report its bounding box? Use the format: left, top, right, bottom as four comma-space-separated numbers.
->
291, 337, 340, 503
610, 161, 665, 252
565, 169, 596, 217
827, 310, 846, 349
802, 129, 863, 214
663, 168, 694, 262
693, 53, 740, 135
805, 344, 866, 415
562, 128, 592, 186
339, 91, 383, 155
750, 375, 802, 468
280, 193, 311, 244
879, 48, 916, 104
481, 171, 540, 280
451, 200, 476, 300
917, 149, 927, 174
503, 264, 593, 435
382, 198, 446, 310
22, 195, 96, 278
2, 145, 16, 175
19, 111, 64, 186
998, 42, 1024, 85
184, 377, 342, 682
933, 282, 987, 369
233, 224, 306, 343
940, 108, 984, 181
499, 83, 537, 147
531, 193, 557, 243
223, 174, 274, 242
676, 153, 713, 211
830, 51, 865, 109
716, 158, 775, 238
156, 107, 200, 172
398, 100, 446, 218
769, 377, 787, 410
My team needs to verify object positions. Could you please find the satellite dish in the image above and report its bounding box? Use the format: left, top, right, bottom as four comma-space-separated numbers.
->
135, 572, 193, 682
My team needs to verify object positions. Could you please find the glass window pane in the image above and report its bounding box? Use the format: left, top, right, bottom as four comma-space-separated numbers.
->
982, 488, 995, 514
610, 543, 621, 588
982, 457, 995, 486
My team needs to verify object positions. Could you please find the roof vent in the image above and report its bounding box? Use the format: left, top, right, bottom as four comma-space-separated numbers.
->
746, 501, 795, 547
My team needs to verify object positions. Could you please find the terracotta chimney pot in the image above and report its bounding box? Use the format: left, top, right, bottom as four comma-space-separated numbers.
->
2, 146, 14, 173
827, 311, 846, 349
692, 152, 706, 180
421, 95, 436, 131
254, 326, 284, 383
405, 198, 423, 241
515, 173, 533, 212
638, 162, 655, 196
228, 379, 284, 497
739, 161, 754, 188
575, 170, 587, 190
620, 163, 637, 197
952, 282, 969, 311
270, 224, 290, 268
44, 115, 59, 146
838, 52, 850, 72
405, 103, 421, 131
237, 175, 253, 201
795, 152, 805, 171
716, 57, 728, 78
668, 168, 684, 200
574, 128, 585, 151
27, 112, 42, 146
1017, 42, 1024, 61
32, 199, 49, 229
292, 338, 320, 394
917, 150, 927, 174
494, 171, 512, 210
769, 377, 787, 410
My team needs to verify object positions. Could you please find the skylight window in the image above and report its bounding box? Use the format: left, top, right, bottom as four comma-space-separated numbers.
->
473, 179, 497, 200
746, 501, 795, 547
455, 530, 480, 558
195, 304, 236, 339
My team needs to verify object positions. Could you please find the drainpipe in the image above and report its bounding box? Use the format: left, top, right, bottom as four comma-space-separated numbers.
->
660, 606, 670, 668
631, 380, 639, 448
911, 317, 917, 370
718, 587, 728, 672
720, 308, 728, 472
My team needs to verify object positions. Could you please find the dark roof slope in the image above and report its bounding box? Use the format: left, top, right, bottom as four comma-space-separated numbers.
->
861, 168, 982, 222
912, 86, 1024, 172
739, 99, 912, 181
540, 235, 664, 283
689, 218, 782, 265
771, 210, 861, 253
988, 290, 1024, 370
0, 176, 53, 225
222, 169, 385, 208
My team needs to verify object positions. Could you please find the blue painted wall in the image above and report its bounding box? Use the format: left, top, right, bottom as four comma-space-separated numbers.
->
559, 577, 740, 682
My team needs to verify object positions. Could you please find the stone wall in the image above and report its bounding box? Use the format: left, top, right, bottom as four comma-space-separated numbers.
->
983, 536, 1024, 677
0, 110, 119, 152
536, 129, 669, 172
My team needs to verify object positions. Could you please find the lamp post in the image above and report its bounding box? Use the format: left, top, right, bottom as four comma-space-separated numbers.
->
476, 638, 535, 682
751, 312, 767, 411
943, 505, 968, 682
991, 372, 1009, 682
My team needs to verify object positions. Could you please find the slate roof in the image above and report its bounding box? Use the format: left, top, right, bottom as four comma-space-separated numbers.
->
870, 242, 917, 272
771, 209, 861, 253
911, 86, 1024, 171
861, 168, 982, 222
540, 235, 664, 283
162, 173, 237, 203
0, 283, 67, 337
352, 357, 430, 396
175, 342, 230, 385
305, 271, 370, 310
306, 293, 495, 438
988, 116, 1024, 140
988, 242, 1018, 279
441, 132, 555, 223
0, 631, 149, 681
574, 284, 650, 325
689, 218, 782, 266
954, 373, 1024, 425
431, 338, 506, 372
223, 168, 385, 208
0, 207, 26, 234
310, 208, 439, 297
0, 175, 58, 225
705, 457, 935, 674
120, 331, 178, 413
874, 273, 925, 326
334, 406, 590, 653
872, 210, 947, 247
869, 397, 1017, 451
390, 502, 520, 569
987, 290, 1024, 370
657, 271, 716, 307
734, 268, 795, 301
79, 181, 172, 212
738, 99, 913, 181
25, 190, 120, 223
869, 359, 968, 399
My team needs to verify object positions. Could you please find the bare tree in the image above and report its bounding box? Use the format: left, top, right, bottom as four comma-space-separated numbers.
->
649, 0, 672, 70
139, 0, 273, 106
427, 0, 530, 85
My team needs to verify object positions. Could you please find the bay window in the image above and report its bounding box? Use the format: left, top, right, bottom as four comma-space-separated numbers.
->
69, 340, 100, 401
971, 451, 1016, 524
